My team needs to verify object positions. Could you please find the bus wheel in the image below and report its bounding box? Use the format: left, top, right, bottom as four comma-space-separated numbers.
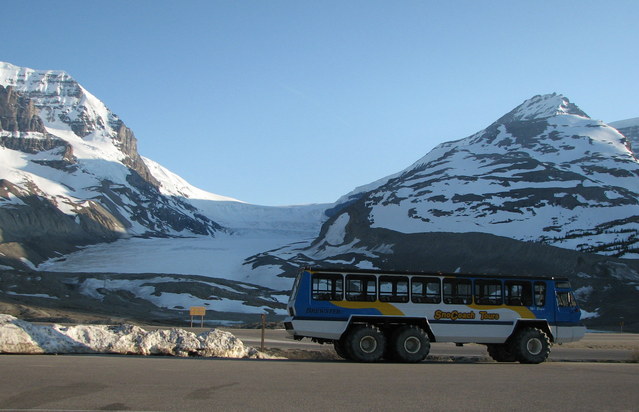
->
512, 328, 550, 364
390, 325, 430, 363
345, 324, 386, 362
333, 338, 350, 360
486, 344, 516, 362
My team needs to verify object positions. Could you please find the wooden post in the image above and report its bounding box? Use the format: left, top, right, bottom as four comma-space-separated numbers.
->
261, 313, 266, 351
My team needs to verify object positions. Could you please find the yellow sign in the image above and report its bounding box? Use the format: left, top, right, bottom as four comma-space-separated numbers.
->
190, 306, 206, 316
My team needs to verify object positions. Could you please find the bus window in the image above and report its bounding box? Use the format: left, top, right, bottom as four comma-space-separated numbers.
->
411, 277, 441, 304
312, 273, 343, 301
443, 279, 472, 305
557, 291, 577, 307
379, 276, 409, 303
475, 280, 502, 305
505, 281, 533, 306
534, 282, 546, 307
346, 275, 377, 302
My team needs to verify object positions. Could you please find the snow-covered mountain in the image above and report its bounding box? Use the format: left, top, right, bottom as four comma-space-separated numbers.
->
314, 93, 639, 259
0, 62, 328, 270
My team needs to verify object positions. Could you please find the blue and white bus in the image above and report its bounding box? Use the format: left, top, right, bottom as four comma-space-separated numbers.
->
284, 267, 585, 363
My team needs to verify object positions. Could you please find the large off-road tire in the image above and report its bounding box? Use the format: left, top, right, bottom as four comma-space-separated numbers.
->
333, 338, 350, 360
486, 343, 517, 362
344, 324, 386, 362
389, 325, 430, 363
511, 327, 551, 364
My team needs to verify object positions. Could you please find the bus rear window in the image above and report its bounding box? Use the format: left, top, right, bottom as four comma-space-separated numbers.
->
312, 273, 343, 301
411, 277, 441, 304
346, 275, 377, 302
379, 276, 409, 303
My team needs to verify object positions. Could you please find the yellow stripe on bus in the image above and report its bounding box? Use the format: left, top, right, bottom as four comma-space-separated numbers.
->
331, 301, 405, 316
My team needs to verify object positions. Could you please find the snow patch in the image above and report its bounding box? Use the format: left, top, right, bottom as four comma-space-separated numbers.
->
19, 258, 36, 270
324, 213, 350, 245
0, 315, 279, 358
573, 286, 593, 300
5, 292, 58, 299
580, 309, 599, 320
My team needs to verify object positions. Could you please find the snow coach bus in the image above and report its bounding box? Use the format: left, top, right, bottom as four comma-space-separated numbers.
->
284, 267, 586, 363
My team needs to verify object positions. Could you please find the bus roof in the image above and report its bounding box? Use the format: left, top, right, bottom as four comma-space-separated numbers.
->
302, 267, 568, 282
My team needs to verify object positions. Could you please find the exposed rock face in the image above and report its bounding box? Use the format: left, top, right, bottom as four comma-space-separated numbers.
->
0, 85, 70, 156
0, 85, 45, 133
0, 179, 125, 267
112, 119, 160, 187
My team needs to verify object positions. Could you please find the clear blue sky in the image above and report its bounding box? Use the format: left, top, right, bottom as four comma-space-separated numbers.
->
3, 1, 638, 205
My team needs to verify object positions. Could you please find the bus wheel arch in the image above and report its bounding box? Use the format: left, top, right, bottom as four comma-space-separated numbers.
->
509, 320, 554, 344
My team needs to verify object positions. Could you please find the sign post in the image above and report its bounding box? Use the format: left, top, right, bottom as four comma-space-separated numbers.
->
190, 306, 206, 328
261, 313, 266, 351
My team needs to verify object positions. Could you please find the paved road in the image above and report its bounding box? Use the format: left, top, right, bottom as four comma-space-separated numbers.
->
220, 329, 638, 362
1, 355, 638, 411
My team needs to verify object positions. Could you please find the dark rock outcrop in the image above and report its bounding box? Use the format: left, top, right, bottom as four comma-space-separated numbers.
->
0, 85, 45, 133
112, 120, 160, 188
0, 179, 125, 267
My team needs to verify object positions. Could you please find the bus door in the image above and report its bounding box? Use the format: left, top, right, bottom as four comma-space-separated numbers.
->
554, 280, 580, 340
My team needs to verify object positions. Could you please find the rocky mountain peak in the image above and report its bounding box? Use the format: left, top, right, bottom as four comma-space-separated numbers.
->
497, 93, 589, 124
0, 61, 158, 188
